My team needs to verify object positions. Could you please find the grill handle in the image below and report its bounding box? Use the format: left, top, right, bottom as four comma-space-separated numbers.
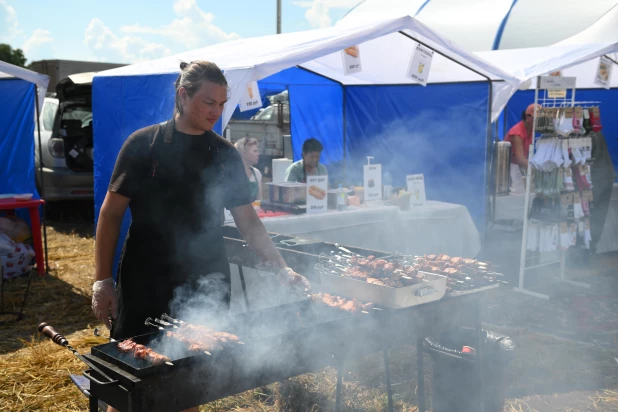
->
83, 369, 119, 386
38, 322, 68, 346
37, 322, 118, 385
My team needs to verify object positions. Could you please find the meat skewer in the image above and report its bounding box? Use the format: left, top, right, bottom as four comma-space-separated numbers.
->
116, 338, 173, 366
310, 293, 375, 314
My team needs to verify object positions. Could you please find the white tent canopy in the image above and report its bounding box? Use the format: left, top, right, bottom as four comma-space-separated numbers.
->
0, 61, 49, 112
477, 42, 618, 90
342, 0, 618, 51
96, 15, 520, 128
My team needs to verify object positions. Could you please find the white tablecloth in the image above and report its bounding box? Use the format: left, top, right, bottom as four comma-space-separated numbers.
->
253, 201, 481, 258
492, 184, 618, 254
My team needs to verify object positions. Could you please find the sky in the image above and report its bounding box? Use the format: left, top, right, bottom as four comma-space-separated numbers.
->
0, 0, 362, 64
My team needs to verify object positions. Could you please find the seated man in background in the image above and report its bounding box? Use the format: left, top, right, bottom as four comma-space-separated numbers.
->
285, 138, 328, 183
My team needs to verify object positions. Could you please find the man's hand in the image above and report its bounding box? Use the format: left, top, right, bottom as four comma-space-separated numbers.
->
92, 278, 117, 329
277, 267, 312, 296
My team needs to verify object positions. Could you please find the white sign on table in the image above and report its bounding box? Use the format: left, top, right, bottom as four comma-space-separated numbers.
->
364, 164, 382, 202
306, 176, 328, 214
406, 44, 434, 86
239, 81, 262, 112
341, 46, 362, 75
594, 56, 613, 90
407, 174, 427, 208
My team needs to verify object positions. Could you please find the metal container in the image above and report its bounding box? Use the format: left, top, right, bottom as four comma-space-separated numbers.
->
266, 183, 281, 202
279, 182, 307, 204
493, 141, 512, 195
319, 271, 447, 309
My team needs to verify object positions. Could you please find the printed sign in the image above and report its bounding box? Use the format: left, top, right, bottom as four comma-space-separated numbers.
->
547, 89, 567, 99
223, 208, 234, 224
406, 44, 434, 86
239, 81, 262, 112
306, 176, 328, 214
406, 174, 427, 208
341, 46, 362, 75
539, 76, 576, 90
594, 56, 613, 90
363, 164, 382, 202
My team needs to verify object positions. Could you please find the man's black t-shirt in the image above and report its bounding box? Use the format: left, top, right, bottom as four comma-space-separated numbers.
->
108, 120, 252, 338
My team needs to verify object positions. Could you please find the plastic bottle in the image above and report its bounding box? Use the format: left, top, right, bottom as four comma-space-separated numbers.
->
383, 171, 393, 200
337, 184, 346, 211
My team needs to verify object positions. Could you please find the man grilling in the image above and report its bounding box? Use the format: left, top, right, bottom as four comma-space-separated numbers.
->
92, 61, 310, 412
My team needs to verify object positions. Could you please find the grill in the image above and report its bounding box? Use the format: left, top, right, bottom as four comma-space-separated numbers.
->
42, 229, 498, 412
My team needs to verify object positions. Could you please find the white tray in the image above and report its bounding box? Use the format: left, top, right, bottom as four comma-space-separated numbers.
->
319, 271, 446, 309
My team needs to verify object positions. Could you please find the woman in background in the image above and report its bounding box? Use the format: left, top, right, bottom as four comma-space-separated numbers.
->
234, 137, 262, 201
504, 104, 538, 192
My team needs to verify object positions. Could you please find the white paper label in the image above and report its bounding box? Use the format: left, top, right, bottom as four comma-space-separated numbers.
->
69, 149, 79, 158
547, 89, 567, 98
406, 174, 427, 208
239, 81, 262, 112
594, 56, 613, 90
341, 46, 362, 75
306, 176, 328, 214
223, 208, 233, 223
363, 164, 382, 201
406, 44, 433, 86
539, 76, 576, 90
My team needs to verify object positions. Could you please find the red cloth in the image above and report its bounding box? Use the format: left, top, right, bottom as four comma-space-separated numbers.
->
504, 120, 532, 163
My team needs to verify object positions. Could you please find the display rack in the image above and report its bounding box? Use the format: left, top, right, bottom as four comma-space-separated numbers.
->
515, 77, 594, 299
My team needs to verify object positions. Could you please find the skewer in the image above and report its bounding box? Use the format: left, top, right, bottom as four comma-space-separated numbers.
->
161, 313, 185, 325
144, 317, 165, 331
155, 318, 178, 328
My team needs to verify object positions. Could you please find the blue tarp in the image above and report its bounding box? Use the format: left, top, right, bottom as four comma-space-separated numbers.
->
503, 88, 618, 181
93, 68, 491, 276
344, 83, 490, 226
0, 79, 38, 197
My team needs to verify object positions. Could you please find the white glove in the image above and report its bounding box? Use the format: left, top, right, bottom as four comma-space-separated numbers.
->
92, 278, 117, 330
277, 267, 312, 296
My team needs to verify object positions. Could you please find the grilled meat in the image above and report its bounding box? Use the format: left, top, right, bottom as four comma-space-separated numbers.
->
165, 324, 241, 353
116, 339, 171, 365
311, 293, 373, 314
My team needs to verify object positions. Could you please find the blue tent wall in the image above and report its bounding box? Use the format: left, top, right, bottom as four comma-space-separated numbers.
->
0, 79, 38, 197
504, 88, 618, 182
344, 82, 491, 226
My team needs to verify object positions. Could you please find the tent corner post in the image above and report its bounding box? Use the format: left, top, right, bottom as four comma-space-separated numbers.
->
34, 86, 49, 275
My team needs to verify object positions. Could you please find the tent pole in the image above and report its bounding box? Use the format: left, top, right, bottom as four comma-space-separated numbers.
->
343, 86, 347, 185
34, 87, 49, 275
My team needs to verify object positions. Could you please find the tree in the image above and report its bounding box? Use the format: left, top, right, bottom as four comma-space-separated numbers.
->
0, 44, 27, 67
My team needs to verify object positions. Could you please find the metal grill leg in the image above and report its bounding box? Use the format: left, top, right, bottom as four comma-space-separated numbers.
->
237, 264, 251, 312
417, 337, 426, 412
89, 394, 98, 412
476, 300, 485, 412
383, 348, 394, 412
335, 358, 344, 412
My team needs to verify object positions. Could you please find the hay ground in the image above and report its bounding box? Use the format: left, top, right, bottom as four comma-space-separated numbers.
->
1, 209, 617, 411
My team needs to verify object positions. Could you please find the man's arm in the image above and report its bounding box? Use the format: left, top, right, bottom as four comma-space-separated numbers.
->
95, 192, 130, 280
231, 204, 311, 293
231, 204, 287, 269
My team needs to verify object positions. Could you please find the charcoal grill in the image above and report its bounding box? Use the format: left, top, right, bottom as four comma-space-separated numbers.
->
45, 229, 495, 412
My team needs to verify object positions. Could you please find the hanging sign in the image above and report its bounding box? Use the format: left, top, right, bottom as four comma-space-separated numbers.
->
594, 56, 613, 90
341, 46, 362, 75
363, 164, 382, 202
406, 44, 434, 86
539, 76, 576, 90
406, 174, 427, 208
239, 81, 262, 112
306, 176, 328, 214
